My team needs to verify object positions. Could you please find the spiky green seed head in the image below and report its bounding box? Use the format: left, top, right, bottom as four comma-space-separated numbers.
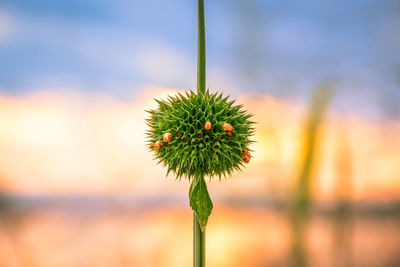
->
146, 89, 255, 180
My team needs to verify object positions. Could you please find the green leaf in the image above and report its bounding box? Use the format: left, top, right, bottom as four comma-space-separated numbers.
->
189, 176, 213, 231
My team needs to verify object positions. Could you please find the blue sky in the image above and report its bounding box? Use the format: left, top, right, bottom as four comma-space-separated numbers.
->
0, 0, 399, 117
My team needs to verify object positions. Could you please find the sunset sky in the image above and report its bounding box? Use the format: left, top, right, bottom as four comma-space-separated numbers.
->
0, 88, 399, 202
0, 1, 399, 201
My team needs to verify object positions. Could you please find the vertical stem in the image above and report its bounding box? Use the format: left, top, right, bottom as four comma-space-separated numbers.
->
194, 0, 206, 265
193, 211, 205, 267
197, 0, 206, 94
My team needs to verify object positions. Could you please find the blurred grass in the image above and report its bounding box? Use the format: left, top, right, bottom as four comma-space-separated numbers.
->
293, 83, 334, 215
291, 83, 334, 267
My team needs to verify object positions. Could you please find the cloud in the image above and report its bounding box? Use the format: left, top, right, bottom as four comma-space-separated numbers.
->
0, 10, 13, 41
134, 41, 195, 87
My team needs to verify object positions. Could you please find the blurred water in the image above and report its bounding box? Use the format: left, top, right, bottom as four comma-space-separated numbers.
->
0, 196, 399, 267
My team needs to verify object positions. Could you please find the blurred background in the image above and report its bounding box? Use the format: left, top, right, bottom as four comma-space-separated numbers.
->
0, 0, 400, 266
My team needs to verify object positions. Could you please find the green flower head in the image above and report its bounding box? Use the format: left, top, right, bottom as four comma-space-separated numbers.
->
146, 89, 255, 180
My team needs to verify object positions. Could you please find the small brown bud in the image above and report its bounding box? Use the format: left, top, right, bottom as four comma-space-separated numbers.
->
163, 132, 172, 142
222, 122, 233, 132
204, 121, 212, 130
154, 140, 163, 150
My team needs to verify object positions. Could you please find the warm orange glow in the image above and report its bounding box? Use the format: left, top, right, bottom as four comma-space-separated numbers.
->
0, 89, 399, 201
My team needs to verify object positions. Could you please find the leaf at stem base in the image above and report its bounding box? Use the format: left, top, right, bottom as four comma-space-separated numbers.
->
189, 176, 213, 232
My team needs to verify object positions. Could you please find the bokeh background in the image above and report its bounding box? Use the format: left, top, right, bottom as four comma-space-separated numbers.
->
1, 0, 400, 266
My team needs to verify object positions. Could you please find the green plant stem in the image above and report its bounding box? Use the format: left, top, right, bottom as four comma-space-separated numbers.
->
194, 1, 206, 266
197, 0, 206, 94
193, 211, 205, 267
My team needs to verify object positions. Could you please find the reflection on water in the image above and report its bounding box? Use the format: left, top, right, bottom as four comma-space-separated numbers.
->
0, 198, 399, 267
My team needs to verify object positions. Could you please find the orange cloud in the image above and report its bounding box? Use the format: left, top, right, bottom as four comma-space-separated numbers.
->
0, 88, 399, 201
